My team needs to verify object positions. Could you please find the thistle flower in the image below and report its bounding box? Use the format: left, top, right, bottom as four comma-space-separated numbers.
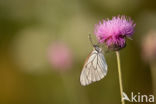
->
94, 15, 136, 51
47, 42, 73, 71
94, 15, 136, 104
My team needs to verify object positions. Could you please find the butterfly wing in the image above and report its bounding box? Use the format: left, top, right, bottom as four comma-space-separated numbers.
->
80, 50, 107, 86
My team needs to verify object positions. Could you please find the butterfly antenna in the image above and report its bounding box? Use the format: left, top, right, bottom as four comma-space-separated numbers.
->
88, 34, 94, 46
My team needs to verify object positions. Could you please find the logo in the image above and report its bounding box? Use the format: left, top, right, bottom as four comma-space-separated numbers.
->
122, 92, 155, 103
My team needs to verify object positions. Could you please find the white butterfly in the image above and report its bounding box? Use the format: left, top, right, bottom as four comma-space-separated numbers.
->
80, 35, 108, 86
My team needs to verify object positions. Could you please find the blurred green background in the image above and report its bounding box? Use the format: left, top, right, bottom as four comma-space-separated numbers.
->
0, 0, 156, 104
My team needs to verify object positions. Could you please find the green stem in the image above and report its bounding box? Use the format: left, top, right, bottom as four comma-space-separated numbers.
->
116, 51, 125, 104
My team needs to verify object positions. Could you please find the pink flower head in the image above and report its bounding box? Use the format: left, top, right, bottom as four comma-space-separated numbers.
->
94, 15, 136, 51
48, 42, 73, 71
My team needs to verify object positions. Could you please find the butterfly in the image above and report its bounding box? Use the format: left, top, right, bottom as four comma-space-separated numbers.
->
80, 34, 108, 86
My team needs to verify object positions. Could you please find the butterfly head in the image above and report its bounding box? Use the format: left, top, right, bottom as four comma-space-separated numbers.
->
88, 34, 102, 53
93, 45, 102, 52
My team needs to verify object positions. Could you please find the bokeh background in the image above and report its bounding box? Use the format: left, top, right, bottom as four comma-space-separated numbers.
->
0, 0, 156, 104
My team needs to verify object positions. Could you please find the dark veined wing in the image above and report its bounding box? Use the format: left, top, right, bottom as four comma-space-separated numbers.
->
80, 50, 107, 86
